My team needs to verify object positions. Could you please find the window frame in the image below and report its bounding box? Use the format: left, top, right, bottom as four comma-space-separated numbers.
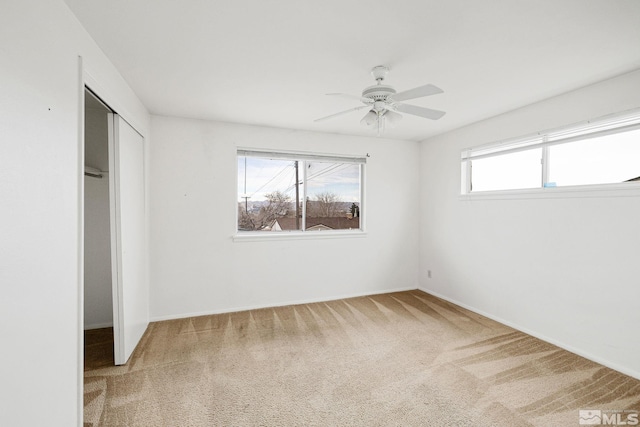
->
460, 108, 640, 198
234, 148, 367, 241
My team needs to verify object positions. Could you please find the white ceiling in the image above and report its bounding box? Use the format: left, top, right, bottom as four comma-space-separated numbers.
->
64, 0, 640, 142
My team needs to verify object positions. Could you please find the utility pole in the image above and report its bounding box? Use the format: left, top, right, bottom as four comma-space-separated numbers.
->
242, 157, 250, 213
295, 161, 300, 230
242, 195, 250, 213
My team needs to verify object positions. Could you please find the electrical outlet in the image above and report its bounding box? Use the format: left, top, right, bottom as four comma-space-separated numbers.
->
427, 270, 432, 279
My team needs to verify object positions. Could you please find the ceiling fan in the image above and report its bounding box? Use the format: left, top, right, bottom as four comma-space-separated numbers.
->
315, 65, 446, 135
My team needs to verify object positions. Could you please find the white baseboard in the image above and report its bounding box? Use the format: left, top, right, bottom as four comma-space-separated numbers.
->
417, 286, 640, 381
150, 286, 417, 323
84, 322, 113, 330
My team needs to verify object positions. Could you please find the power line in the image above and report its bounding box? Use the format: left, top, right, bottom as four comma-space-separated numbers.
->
307, 163, 353, 182
281, 163, 355, 194
306, 163, 342, 181
266, 164, 295, 194
249, 162, 295, 198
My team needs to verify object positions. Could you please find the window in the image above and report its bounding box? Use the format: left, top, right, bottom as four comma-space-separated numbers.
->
547, 128, 640, 187
470, 148, 542, 192
237, 150, 364, 233
462, 109, 640, 193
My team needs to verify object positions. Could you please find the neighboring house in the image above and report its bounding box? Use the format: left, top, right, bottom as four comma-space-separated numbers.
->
272, 217, 360, 231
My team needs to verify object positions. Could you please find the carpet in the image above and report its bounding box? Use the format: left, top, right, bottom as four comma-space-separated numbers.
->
84, 290, 640, 426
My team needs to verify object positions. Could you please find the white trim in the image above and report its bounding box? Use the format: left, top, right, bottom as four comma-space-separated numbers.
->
150, 286, 415, 322
235, 148, 365, 235
108, 112, 124, 364
462, 135, 544, 161
237, 147, 367, 164
359, 161, 367, 232
235, 154, 241, 236
460, 181, 640, 200
462, 123, 640, 161
83, 69, 147, 139
461, 159, 471, 194
461, 107, 640, 195
461, 107, 640, 161
301, 160, 307, 230
76, 56, 85, 427
233, 230, 367, 242
417, 286, 640, 381
541, 144, 549, 187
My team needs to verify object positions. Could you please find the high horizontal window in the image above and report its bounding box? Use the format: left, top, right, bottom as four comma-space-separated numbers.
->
547, 128, 640, 187
470, 148, 542, 192
461, 109, 640, 193
237, 150, 364, 233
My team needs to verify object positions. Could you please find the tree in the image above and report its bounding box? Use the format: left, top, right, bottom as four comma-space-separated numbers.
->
255, 190, 291, 230
237, 205, 255, 230
309, 191, 340, 217
237, 191, 292, 231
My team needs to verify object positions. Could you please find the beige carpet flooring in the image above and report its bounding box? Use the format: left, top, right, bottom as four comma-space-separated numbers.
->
84, 290, 640, 426
85, 327, 115, 371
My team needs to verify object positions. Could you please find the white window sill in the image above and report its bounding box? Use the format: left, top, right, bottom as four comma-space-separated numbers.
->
460, 182, 640, 201
233, 230, 367, 242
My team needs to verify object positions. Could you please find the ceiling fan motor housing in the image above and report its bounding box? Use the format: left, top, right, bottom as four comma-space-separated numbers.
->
362, 84, 396, 103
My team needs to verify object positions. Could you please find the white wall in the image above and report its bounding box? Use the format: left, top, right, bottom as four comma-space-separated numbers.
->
84, 174, 113, 329
149, 116, 420, 320
85, 107, 110, 172
419, 69, 640, 379
0, 1, 149, 425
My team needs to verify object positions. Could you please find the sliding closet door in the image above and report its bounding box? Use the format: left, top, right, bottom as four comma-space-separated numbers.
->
109, 113, 148, 365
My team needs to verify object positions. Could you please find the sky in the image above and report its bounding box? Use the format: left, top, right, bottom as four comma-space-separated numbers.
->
238, 156, 361, 203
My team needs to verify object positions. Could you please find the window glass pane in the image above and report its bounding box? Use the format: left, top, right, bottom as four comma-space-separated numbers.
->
305, 161, 361, 231
547, 128, 640, 187
237, 156, 300, 231
471, 148, 542, 192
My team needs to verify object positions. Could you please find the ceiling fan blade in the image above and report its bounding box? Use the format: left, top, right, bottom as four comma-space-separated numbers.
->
327, 93, 373, 104
394, 103, 446, 120
314, 105, 370, 122
390, 84, 443, 102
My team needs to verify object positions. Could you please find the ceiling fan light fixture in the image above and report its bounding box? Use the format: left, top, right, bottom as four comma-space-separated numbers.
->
360, 110, 378, 127
383, 110, 402, 127
316, 65, 445, 134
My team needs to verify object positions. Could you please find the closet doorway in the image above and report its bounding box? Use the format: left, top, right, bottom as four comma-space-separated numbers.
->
84, 89, 114, 368
83, 87, 148, 367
